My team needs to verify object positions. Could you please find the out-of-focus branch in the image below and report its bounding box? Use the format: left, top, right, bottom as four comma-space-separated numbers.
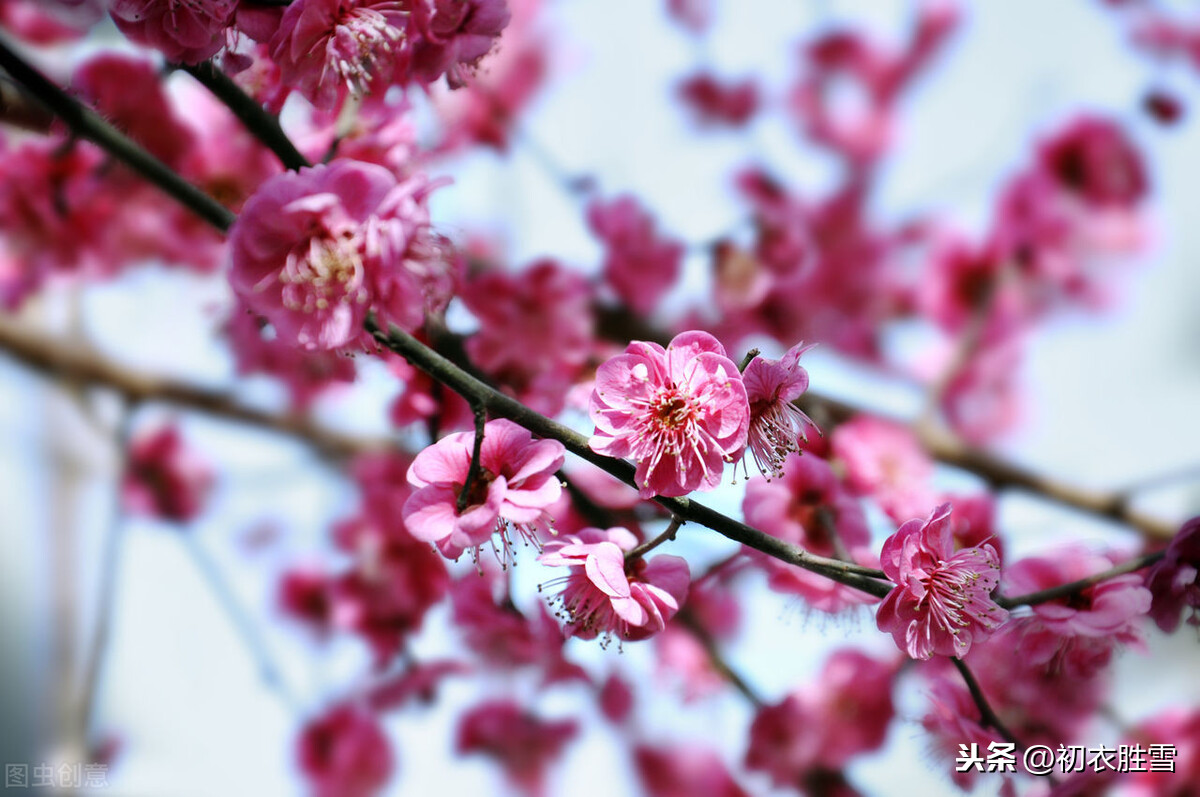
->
996, 550, 1165, 610
177, 61, 310, 171
0, 315, 383, 460
0, 37, 236, 232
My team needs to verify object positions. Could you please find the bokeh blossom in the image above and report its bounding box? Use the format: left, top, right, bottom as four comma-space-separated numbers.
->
121, 423, 214, 523
229, 160, 444, 351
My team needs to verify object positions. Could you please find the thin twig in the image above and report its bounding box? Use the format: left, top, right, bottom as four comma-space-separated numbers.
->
995, 550, 1165, 610
183, 534, 301, 711
177, 61, 310, 171
457, 404, 487, 513
675, 609, 764, 707
0, 315, 381, 459
625, 516, 684, 562
950, 658, 1022, 749
75, 402, 134, 745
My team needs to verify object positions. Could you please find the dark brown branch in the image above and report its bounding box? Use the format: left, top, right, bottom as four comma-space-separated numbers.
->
996, 550, 1165, 610
458, 404, 487, 513
0, 37, 235, 232
625, 516, 684, 562
177, 61, 310, 171
950, 658, 1022, 749
367, 316, 893, 598
0, 315, 382, 460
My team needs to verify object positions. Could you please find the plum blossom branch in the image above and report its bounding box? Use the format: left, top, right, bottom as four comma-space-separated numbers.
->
675, 608, 764, 707
949, 658, 1026, 753
3, 21, 1174, 549
366, 315, 894, 597
182, 534, 301, 711
625, 516, 684, 562
0, 315, 379, 459
458, 404, 488, 513
0, 36, 236, 232
75, 403, 133, 745
995, 550, 1165, 610
177, 60, 311, 171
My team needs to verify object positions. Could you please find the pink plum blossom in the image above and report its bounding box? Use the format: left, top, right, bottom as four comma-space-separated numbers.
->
589, 330, 749, 498
1003, 546, 1151, 676
586, 195, 684, 316
296, 704, 394, 797
402, 418, 565, 560
742, 452, 878, 613
461, 259, 594, 416
1145, 516, 1200, 633
831, 414, 936, 523
409, 0, 511, 88
323, 451, 451, 663
432, 0, 548, 152
742, 342, 818, 479
229, 160, 444, 351
1037, 115, 1148, 209
449, 566, 588, 685
109, 0, 236, 64
227, 304, 357, 410
269, 0, 413, 109
456, 700, 578, 797
121, 423, 215, 523
745, 649, 897, 786
876, 503, 1007, 659
538, 526, 689, 643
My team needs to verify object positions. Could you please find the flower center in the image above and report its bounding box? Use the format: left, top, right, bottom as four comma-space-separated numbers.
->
330, 5, 407, 95
280, 232, 367, 313
652, 393, 693, 430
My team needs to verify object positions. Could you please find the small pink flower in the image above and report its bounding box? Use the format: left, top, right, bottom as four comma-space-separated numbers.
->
450, 567, 588, 685
227, 303, 357, 410
589, 330, 750, 498
1003, 546, 1150, 676
742, 342, 818, 479
409, 0, 510, 88
1037, 115, 1148, 209
742, 452, 878, 613
109, 0, 236, 64
229, 160, 443, 351
876, 504, 1007, 660
745, 649, 897, 785
403, 419, 565, 560
296, 704, 394, 797
461, 259, 594, 417
538, 527, 689, 643
270, 0, 412, 109
1145, 516, 1200, 633
122, 423, 215, 523
456, 700, 578, 797
832, 415, 936, 523
586, 195, 684, 316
